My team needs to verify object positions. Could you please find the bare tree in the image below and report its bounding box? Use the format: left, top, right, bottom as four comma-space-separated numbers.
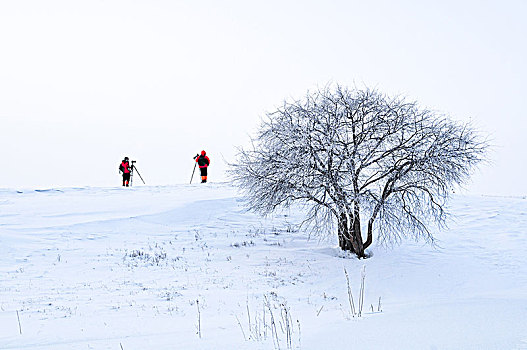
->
231, 85, 487, 258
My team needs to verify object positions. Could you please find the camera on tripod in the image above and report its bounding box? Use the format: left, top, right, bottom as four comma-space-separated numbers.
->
193, 154, 199, 160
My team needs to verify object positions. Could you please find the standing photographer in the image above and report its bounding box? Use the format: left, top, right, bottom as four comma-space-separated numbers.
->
194, 150, 210, 183
119, 157, 131, 187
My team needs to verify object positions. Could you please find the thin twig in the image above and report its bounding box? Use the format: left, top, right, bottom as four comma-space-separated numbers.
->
265, 295, 280, 350
235, 315, 247, 341
316, 305, 324, 316
297, 320, 301, 349
196, 300, 202, 338
358, 266, 366, 317
263, 299, 267, 339
16, 310, 22, 334
246, 297, 251, 334
344, 268, 356, 317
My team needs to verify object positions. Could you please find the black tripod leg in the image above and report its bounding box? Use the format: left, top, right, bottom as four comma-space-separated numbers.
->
132, 166, 146, 184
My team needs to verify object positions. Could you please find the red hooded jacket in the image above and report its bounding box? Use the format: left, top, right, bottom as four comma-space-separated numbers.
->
196, 151, 210, 169
120, 161, 131, 173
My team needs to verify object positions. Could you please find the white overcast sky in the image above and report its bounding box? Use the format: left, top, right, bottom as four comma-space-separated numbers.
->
1, 0, 526, 195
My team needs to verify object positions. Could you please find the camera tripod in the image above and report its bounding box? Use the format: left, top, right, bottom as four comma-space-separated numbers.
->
130, 161, 145, 187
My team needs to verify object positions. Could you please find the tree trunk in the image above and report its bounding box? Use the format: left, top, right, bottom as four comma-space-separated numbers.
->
364, 218, 373, 250
338, 213, 353, 251
337, 210, 368, 258
350, 204, 365, 256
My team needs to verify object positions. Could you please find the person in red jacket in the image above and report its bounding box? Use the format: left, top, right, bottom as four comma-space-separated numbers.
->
195, 150, 210, 183
119, 157, 131, 187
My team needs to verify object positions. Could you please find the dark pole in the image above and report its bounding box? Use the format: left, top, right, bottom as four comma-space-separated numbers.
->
190, 162, 197, 184
190, 154, 199, 184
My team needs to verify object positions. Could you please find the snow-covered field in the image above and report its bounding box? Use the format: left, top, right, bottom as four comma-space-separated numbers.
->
1, 184, 526, 349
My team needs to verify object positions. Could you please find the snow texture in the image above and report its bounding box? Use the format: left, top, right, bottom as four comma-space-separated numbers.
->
1, 184, 526, 349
